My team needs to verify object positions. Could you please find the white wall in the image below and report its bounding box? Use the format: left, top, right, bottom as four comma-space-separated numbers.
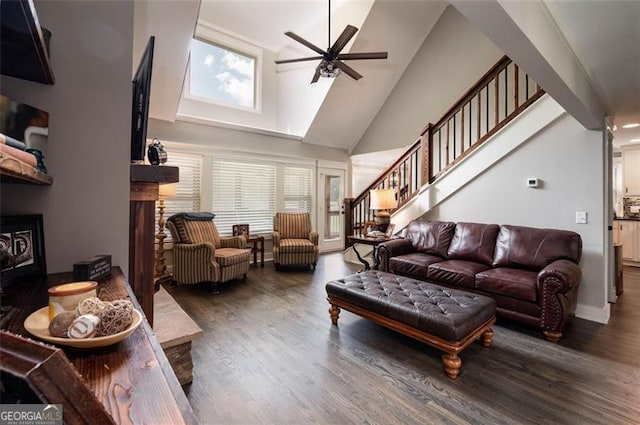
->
352, 5, 503, 155
425, 113, 608, 322
148, 118, 350, 163
1, 1, 133, 274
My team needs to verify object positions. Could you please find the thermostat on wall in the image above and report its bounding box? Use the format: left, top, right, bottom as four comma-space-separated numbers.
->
527, 178, 539, 188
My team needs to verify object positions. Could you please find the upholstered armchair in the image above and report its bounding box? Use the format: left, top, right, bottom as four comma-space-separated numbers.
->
166, 212, 251, 286
272, 212, 319, 270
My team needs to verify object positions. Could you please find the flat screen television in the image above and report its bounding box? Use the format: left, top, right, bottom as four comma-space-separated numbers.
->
130, 36, 155, 163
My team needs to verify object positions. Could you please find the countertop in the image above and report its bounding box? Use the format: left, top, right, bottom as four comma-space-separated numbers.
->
614, 217, 640, 221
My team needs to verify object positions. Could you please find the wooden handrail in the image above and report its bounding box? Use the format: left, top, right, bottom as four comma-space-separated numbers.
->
352, 139, 421, 206
345, 55, 545, 243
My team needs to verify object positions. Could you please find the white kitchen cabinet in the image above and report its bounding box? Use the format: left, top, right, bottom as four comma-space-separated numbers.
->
618, 220, 639, 263
623, 150, 640, 195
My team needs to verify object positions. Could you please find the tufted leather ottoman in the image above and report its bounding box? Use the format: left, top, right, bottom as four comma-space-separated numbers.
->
326, 270, 496, 379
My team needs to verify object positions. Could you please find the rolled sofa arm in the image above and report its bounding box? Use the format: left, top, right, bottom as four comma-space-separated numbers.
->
537, 259, 582, 341
377, 239, 415, 272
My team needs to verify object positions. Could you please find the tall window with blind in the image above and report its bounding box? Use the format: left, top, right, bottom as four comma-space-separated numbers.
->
156, 150, 316, 238
212, 160, 276, 236
156, 152, 202, 241
284, 166, 313, 213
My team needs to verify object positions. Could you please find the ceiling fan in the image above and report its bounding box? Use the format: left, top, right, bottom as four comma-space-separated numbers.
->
275, 1, 388, 84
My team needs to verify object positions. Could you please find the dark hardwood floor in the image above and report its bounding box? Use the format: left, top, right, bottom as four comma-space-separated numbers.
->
163, 255, 640, 425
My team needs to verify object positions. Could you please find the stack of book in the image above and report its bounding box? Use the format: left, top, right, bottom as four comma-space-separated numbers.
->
0, 133, 40, 169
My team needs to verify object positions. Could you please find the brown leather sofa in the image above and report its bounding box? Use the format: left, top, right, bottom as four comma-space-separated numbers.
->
378, 220, 582, 341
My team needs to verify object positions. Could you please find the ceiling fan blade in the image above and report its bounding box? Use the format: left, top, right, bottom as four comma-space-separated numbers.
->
329, 25, 358, 55
311, 67, 321, 84
337, 52, 388, 61
285, 32, 327, 55
336, 60, 362, 81
275, 56, 324, 64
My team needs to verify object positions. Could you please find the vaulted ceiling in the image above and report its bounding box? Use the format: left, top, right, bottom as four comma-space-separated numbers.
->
134, 0, 640, 150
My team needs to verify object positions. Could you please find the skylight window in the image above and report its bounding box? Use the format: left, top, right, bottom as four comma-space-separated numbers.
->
189, 38, 256, 110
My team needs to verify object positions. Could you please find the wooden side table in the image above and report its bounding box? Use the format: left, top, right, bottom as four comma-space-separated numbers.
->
247, 236, 265, 268
347, 235, 390, 270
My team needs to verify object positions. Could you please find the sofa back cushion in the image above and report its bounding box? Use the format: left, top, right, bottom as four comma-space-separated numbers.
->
493, 225, 582, 270
406, 220, 455, 258
447, 222, 500, 266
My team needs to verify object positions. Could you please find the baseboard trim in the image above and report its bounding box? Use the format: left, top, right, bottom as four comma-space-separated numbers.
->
575, 303, 610, 324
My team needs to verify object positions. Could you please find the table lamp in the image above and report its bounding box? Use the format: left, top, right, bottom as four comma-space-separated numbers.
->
369, 189, 397, 232
155, 183, 176, 281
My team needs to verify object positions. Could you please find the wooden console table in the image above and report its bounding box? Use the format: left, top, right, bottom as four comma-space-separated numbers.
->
0, 267, 197, 424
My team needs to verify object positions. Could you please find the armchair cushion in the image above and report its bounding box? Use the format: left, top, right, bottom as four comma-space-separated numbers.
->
275, 212, 311, 239
280, 238, 316, 253
215, 248, 252, 267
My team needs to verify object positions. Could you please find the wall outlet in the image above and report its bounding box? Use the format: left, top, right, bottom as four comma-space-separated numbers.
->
576, 211, 587, 224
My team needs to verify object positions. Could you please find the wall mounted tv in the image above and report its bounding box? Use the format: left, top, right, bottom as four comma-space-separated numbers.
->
130, 36, 155, 163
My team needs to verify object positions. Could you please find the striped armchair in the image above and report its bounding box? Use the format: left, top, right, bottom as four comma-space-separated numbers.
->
272, 212, 319, 270
166, 212, 251, 286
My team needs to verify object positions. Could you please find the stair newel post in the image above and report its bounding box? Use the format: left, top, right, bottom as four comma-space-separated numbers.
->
420, 123, 433, 186
344, 197, 354, 249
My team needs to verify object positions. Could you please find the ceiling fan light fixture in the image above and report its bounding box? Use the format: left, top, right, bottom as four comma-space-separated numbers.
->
319, 60, 342, 78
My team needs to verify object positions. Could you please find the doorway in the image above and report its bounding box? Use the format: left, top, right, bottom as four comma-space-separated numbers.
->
318, 168, 345, 252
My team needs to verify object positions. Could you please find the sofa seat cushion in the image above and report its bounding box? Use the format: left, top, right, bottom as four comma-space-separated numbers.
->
214, 248, 251, 267
390, 253, 444, 279
427, 260, 491, 289
475, 267, 538, 302
279, 238, 316, 253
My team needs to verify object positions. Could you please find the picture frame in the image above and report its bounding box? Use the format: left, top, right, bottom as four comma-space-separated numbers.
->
232, 223, 250, 238
0, 214, 46, 287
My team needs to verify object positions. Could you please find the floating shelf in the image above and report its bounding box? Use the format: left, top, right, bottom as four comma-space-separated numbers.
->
0, 152, 52, 184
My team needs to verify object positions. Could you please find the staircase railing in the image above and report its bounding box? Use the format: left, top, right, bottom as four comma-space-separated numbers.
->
344, 55, 545, 245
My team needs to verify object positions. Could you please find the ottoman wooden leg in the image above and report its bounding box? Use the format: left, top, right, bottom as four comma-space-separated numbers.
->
329, 304, 341, 325
442, 353, 461, 379
481, 328, 494, 347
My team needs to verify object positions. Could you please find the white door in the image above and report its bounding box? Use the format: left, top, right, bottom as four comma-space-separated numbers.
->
318, 168, 345, 252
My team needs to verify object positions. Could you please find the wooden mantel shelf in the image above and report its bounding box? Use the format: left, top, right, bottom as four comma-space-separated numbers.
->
129, 164, 179, 326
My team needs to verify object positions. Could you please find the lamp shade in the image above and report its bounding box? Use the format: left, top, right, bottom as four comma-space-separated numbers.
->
159, 182, 177, 198
369, 189, 396, 210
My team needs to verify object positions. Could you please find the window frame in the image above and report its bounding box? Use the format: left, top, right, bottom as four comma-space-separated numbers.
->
185, 25, 263, 113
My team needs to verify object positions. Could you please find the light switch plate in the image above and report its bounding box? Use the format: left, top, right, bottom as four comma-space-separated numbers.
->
576, 211, 587, 224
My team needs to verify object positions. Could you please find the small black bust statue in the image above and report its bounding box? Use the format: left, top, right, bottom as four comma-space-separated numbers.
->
147, 138, 167, 165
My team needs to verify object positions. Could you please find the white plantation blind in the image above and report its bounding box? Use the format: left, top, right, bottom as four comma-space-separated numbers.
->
284, 166, 313, 213
157, 152, 203, 241
212, 160, 276, 236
